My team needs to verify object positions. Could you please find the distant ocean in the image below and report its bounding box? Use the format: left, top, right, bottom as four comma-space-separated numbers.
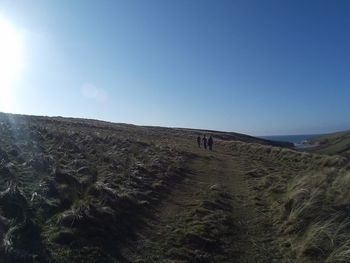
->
260, 134, 323, 148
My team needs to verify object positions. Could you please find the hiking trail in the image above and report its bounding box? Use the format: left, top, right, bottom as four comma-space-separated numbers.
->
126, 143, 291, 263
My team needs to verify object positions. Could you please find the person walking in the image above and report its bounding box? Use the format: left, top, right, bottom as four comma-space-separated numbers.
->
208, 136, 213, 151
197, 136, 201, 148
202, 135, 207, 149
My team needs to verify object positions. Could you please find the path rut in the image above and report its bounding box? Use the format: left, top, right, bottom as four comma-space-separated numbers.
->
126, 146, 287, 262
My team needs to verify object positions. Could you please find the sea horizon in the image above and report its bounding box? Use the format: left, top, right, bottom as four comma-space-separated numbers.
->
259, 134, 324, 147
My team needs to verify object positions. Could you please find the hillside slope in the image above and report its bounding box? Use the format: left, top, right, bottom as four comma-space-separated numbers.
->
0, 113, 349, 263
306, 130, 350, 157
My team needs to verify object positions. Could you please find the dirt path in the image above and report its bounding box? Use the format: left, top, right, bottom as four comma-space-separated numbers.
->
190, 150, 284, 262
126, 146, 287, 262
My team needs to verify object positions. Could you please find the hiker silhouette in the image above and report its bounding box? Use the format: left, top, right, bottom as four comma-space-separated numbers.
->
197, 136, 201, 148
208, 136, 213, 151
202, 135, 207, 149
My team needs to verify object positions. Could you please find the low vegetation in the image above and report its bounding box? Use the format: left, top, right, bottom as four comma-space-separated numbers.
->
0, 112, 350, 262
306, 130, 350, 157
224, 140, 350, 262
0, 113, 189, 262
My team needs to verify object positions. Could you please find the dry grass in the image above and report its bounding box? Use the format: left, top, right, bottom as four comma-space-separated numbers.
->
294, 214, 350, 259
224, 139, 350, 262
326, 240, 350, 263
223, 140, 348, 170
282, 170, 350, 262
1, 112, 350, 262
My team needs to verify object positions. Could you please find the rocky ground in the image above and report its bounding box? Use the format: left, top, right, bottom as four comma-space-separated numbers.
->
0, 113, 349, 263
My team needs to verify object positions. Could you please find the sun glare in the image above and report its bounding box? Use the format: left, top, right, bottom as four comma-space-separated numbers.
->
0, 17, 22, 111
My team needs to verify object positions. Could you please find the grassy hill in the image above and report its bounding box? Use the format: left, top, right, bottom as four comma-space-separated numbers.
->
306, 130, 350, 157
1, 112, 350, 263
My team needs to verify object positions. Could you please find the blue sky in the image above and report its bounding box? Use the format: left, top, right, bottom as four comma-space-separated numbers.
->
0, 0, 349, 135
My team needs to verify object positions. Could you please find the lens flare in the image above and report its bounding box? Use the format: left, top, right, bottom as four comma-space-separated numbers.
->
0, 17, 22, 111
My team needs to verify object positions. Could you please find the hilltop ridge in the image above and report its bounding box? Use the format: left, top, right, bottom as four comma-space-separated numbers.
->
0, 112, 293, 148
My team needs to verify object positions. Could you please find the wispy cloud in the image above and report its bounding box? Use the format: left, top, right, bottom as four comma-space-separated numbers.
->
81, 83, 107, 102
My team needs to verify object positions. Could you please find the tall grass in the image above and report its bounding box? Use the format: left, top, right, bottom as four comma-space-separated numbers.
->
222, 140, 348, 170
222, 140, 350, 262
294, 214, 350, 259
326, 240, 350, 263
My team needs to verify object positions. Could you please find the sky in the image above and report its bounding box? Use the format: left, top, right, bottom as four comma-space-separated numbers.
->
0, 0, 349, 136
